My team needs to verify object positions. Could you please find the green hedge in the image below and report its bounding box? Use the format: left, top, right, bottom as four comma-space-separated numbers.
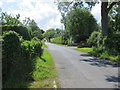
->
1, 25, 31, 40
2, 31, 43, 86
2, 31, 21, 82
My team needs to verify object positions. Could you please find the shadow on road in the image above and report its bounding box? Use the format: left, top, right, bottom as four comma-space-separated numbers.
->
80, 53, 120, 88
80, 54, 92, 57
105, 75, 120, 82
80, 54, 119, 68
105, 75, 120, 88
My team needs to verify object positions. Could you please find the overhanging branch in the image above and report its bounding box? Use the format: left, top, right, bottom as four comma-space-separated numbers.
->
107, 2, 118, 12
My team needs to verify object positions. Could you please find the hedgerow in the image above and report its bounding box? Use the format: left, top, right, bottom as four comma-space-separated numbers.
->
1, 25, 31, 40
2, 31, 43, 87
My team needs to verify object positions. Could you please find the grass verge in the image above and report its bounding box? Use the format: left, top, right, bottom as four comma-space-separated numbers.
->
74, 48, 93, 53
74, 47, 120, 63
50, 42, 68, 47
42, 41, 48, 48
29, 49, 59, 88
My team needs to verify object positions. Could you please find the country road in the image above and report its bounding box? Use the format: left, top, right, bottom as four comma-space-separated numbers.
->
46, 42, 119, 88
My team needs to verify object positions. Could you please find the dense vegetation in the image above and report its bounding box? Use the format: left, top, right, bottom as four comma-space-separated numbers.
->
1, 10, 57, 88
65, 8, 98, 43
1, 1, 120, 88
43, 3, 120, 63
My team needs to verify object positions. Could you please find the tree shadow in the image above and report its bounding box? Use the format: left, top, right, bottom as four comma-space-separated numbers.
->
80, 54, 92, 57
106, 76, 120, 82
105, 75, 120, 88
80, 53, 120, 67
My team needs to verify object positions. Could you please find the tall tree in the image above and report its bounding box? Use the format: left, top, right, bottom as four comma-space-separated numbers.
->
101, 1, 118, 35
57, 1, 119, 36
44, 28, 56, 41
65, 8, 98, 43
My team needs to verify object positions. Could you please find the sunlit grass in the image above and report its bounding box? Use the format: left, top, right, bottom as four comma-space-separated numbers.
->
74, 48, 93, 53
42, 41, 48, 48
50, 42, 68, 47
74, 47, 119, 63
29, 49, 58, 88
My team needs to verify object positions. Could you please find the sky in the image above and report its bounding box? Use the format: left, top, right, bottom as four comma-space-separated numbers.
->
0, 0, 101, 31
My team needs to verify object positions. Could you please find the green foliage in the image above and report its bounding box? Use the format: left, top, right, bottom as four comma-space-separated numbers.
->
1, 25, 31, 40
21, 39, 43, 59
77, 41, 89, 48
29, 50, 57, 88
2, 31, 43, 87
108, 3, 120, 33
2, 31, 21, 82
44, 29, 56, 41
88, 31, 120, 63
87, 31, 102, 47
32, 30, 43, 40
0, 12, 22, 26
51, 36, 64, 44
104, 33, 120, 55
41, 40, 48, 48
65, 8, 98, 43
57, 2, 96, 28
1, 11, 56, 88
23, 18, 44, 40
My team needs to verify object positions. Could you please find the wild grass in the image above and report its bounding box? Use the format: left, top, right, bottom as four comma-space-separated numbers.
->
50, 42, 68, 47
28, 49, 58, 88
74, 48, 93, 53
74, 47, 120, 63
42, 41, 48, 48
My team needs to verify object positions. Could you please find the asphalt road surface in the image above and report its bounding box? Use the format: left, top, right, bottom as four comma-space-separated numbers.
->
46, 42, 119, 88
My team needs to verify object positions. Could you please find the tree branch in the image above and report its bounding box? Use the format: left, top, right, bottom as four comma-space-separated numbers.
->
107, 2, 118, 12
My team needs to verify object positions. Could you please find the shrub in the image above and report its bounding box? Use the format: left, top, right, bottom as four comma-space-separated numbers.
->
77, 41, 89, 48
51, 36, 64, 44
1, 25, 31, 40
2, 31, 21, 82
104, 33, 120, 55
87, 31, 102, 47
2, 31, 43, 85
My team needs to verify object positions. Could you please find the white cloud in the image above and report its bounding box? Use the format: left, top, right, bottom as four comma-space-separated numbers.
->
0, 1, 3, 7
44, 14, 63, 30
6, 0, 18, 3
8, 0, 62, 30
91, 3, 101, 24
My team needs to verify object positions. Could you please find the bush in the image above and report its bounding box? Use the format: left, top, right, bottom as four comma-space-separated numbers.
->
88, 31, 120, 62
1, 25, 31, 40
77, 41, 89, 48
2, 31, 21, 82
87, 31, 102, 47
51, 36, 64, 44
104, 33, 120, 55
2, 31, 43, 86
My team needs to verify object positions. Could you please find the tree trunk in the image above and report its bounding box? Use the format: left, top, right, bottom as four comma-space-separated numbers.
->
101, 2, 108, 36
